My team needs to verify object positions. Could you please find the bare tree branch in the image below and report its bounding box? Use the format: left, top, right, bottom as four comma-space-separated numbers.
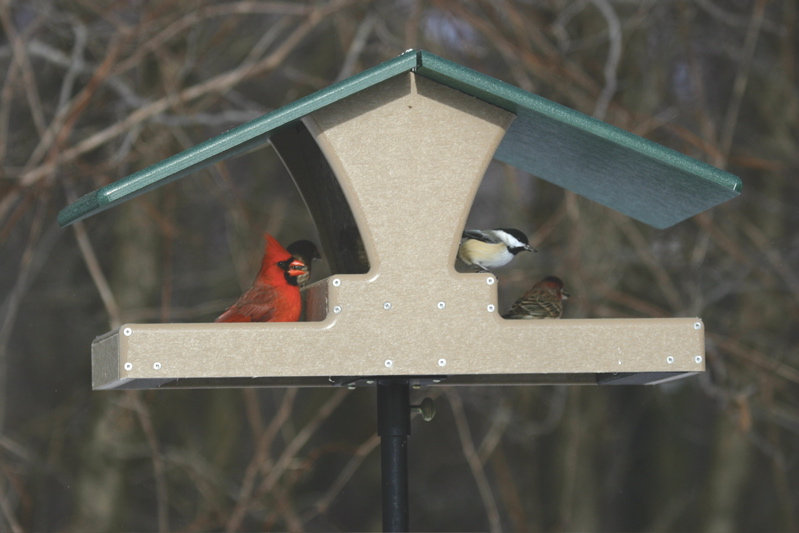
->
447, 389, 502, 533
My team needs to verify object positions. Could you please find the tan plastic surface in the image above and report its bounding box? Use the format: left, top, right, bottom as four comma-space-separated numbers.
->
91, 73, 705, 389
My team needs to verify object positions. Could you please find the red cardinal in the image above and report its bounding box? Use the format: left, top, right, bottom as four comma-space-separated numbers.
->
215, 233, 306, 322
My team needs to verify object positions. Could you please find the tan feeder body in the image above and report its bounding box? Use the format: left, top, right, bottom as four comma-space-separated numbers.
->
60, 51, 741, 391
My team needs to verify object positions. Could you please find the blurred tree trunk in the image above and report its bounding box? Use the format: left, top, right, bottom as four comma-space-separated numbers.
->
70, 199, 162, 530
556, 388, 601, 531
703, 418, 751, 533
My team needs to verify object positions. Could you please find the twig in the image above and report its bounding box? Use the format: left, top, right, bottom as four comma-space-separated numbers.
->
128, 392, 170, 533
592, 280, 670, 317
490, 448, 528, 532
273, 483, 304, 533
17, 0, 362, 189
611, 214, 683, 312
226, 390, 350, 529
0, 479, 23, 533
228, 389, 349, 530
243, 389, 265, 442
0, 192, 55, 432
335, 12, 377, 82
257, 389, 348, 492
110, 2, 311, 77
403, 0, 422, 49
589, 0, 622, 120
23, 26, 123, 174
0, 2, 46, 136
446, 389, 502, 533
71, 219, 122, 327
58, 20, 88, 111
302, 433, 380, 521
477, 398, 511, 464
740, 216, 799, 295
0, 45, 19, 166
712, 333, 799, 386
225, 388, 298, 533
719, 0, 768, 160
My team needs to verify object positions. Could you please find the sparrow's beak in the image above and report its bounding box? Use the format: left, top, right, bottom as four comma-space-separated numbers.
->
286, 259, 307, 277
562, 290, 570, 300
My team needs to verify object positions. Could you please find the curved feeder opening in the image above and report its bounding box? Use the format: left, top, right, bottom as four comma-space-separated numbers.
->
458, 160, 568, 319
270, 122, 371, 322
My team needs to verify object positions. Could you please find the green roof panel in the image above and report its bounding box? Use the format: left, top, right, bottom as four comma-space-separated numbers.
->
58, 50, 741, 228
57, 51, 418, 226
414, 51, 741, 229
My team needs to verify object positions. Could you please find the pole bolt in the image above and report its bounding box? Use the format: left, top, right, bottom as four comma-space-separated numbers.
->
411, 398, 436, 421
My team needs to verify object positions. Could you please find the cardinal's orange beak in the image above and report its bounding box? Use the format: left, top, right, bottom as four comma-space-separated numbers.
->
286, 259, 307, 277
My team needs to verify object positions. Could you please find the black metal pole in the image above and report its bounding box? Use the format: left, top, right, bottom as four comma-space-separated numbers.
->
377, 378, 410, 532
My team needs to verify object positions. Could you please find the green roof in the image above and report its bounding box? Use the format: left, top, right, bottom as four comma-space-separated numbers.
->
58, 49, 741, 229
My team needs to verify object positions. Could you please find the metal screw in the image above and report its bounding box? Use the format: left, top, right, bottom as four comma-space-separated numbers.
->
487, 304, 495, 312
385, 359, 393, 368
383, 302, 392, 310
437, 301, 446, 309
486, 277, 495, 285
333, 305, 342, 314
694, 322, 702, 330
695, 355, 703, 364
432, 379, 442, 383
438, 358, 446, 367
348, 385, 356, 390
123, 327, 132, 336
366, 380, 375, 385
333, 278, 341, 287
153, 362, 162, 370
666, 356, 674, 364
124, 362, 132, 371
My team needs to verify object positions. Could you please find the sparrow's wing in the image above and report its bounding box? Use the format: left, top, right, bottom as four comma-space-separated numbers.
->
462, 229, 500, 244
504, 299, 544, 319
504, 290, 562, 319
526, 297, 562, 318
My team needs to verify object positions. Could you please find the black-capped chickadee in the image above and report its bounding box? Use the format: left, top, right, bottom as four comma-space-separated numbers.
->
458, 228, 536, 272
286, 240, 321, 287
502, 276, 569, 319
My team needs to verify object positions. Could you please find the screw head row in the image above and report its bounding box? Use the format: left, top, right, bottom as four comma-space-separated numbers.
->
124, 362, 162, 370
329, 300, 502, 313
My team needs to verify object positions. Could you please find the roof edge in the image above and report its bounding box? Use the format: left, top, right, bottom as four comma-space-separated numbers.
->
414, 51, 742, 195
58, 50, 420, 226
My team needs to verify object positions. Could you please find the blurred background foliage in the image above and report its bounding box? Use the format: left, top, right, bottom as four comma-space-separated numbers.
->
1, 0, 797, 531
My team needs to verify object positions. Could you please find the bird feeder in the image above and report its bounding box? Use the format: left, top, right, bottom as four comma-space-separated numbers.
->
62, 50, 740, 389
59, 50, 741, 530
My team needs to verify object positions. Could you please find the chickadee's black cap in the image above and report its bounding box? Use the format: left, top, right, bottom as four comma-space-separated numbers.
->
495, 228, 530, 245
